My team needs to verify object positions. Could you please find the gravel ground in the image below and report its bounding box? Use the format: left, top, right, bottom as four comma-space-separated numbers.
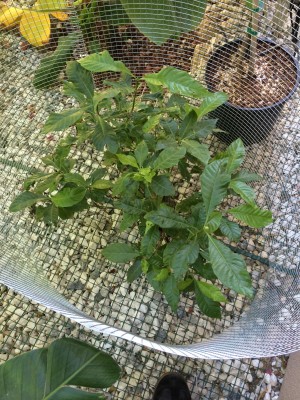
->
0, 12, 299, 400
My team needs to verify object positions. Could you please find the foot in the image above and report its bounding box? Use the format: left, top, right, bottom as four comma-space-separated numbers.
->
152, 372, 192, 400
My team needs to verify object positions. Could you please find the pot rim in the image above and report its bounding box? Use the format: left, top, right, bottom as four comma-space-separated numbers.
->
205, 37, 300, 112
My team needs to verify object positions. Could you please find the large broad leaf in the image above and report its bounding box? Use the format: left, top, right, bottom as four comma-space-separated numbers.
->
9, 191, 47, 212
232, 170, 262, 183
145, 205, 189, 229
66, 61, 94, 100
201, 160, 231, 216
102, 243, 139, 263
150, 175, 175, 197
182, 139, 210, 165
161, 275, 180, 312
195, 280, 227, 303
196, 92, 228, 118
134, 141, 148, 167
170, 242, 199, 279
208, 236, 253, 297
229, 180, 255, 205
153, 146, 186, 170
0, 338, 120, 400
33, 33, 80, 89
127, 259, 143, 283
194, 282, 221, 318
224, 138, 245, 173
144, 67, 210, 98
42, 108, 84, 133
78, 50, 132, 75
228, 204, 273, 228
51, 187, 86, 207
120, 0, 207, 45
204, 211, 222, 233
177, 110, 198, 139
141, 225, 160, 256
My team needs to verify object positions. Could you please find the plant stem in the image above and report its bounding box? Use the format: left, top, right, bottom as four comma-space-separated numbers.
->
248, 0, 260, 78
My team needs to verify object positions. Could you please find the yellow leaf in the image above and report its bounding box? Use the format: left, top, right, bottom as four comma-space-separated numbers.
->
19, 11, 50, 47
35, 0, 67, 11
0, 7, 24, 28
51, 11, 68, 21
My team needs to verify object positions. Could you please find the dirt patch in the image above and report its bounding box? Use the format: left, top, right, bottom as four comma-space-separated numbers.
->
206, 40, 298, 108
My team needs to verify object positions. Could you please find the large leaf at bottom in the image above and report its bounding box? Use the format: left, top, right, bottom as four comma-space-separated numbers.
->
208, 236, 253, 297
0, 338, 120, 400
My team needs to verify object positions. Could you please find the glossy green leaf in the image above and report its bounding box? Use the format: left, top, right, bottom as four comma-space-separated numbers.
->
36, 204, 59, 225
153, 146, 186, 170
116, 154, 139, 168
208, 236, 253, 297
178, 110, 198, 139
119, 212, 140, 232
229, 180, 255, 204
0, 338, 120, 400
195, 119, 218, 138
145, 205, 189, 229
120, 0, 207, 45
142, 114, 161, 133
204, 211, 222, 233
64, 173, 86, 187
33, 32, 80, 89
219, 218, 241, 241
150, 175, 175, 197
102, 243, 139, 263
194, 283, 221, 318
91, 180, 112, 189
78, 50, 132, 75
228, 204, 273, 228
66, 61, 95, 100
51, 187, 86, 207
134, 141, 148, 167
171, 242, 199, 279
201, 160, 230, 216
141, 225, 160, 256
195, 280, 227, 302
232, 170, 262, 183
224, 138, 245, 172
144, 67, 210, 98
9, 191, 47, 212
196, 92, 228, 118
161, 275, 180, 312
42, 108, 84, 134
182, 139, 210, 165
154, 268, 169, 282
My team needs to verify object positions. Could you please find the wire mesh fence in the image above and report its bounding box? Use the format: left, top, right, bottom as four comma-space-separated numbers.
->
0, 0, 299, 399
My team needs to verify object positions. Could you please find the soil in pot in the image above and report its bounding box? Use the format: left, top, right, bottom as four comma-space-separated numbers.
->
205, 39, 299, 145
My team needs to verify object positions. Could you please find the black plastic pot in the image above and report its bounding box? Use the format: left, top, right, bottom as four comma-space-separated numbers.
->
205, 39, 300, 145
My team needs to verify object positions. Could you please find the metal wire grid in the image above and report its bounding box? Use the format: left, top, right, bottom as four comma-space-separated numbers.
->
0, 0, 299, 398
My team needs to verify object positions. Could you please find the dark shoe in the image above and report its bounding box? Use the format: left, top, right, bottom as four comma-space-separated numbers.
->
152, 372, 192, 400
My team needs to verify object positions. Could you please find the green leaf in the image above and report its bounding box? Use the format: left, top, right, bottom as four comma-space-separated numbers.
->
170, 242, 199, 279
127, 259, 143, 283
36, 204, 59, 225
194, 283, 221, 318
42, 108, 85, 134
91, 180, 112, 189
24, 172, 58, 191
195, 280, 227, 302
178, 110, 198, 139
120, 0, 207, 45
161, 275, 180, 312
208, 236, 253, 297
219, 218, 241, 241
58, 198, 88, 220
195, 119, 218, 138
153, 147, 186, 170
119, 213, 140, 232
232, 170, 262, 183
141, 226, 160, 256
116, 154, 139, 168
192, 257, 217, 281
228, 204, 273, 228
78, 50, 132, 75
115, 198, 145, 215
92, 117, 118, 153
134, 141, 148, 167
204, 211, 222, 233
145, 205, 189, 229
154, 268, 169, 282
195, 92, 228, 118
142, 114, 161, 133
88, 168, 106, 184
201, 160, 231, 216
150, 175, 175, 197
51, 187, 87, 208
64, 173, 86, 187
102, 243, 139, 263
176, 193, 203, 212
229, 180, 255, 204
47, 387, 106, 399
33, 32, 80, 89
0, 338, 120, 400
224, 138, 245, 172
182, 139, 210, 165
112, 174, 138, 197
144, 67, 210, 98
66, 61, 95, 100
9, 191, 47, 212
